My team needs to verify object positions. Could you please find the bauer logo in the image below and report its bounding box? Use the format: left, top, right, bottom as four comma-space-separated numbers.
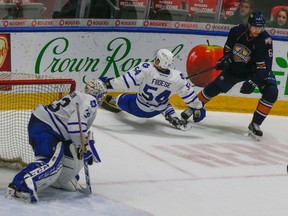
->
0, 34, 11, 71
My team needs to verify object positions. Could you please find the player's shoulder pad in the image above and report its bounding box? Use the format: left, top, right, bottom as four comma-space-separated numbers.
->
76, 91, 98, 108
230, 24, 246, 35
257, 31, 273, 46
72, 90, 84, 97
170, 68, 186, 81
261, 30, 272, 41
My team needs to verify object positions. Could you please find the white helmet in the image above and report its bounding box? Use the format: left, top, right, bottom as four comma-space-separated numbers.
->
154, 49, 174, 69
85, 79, 107, 105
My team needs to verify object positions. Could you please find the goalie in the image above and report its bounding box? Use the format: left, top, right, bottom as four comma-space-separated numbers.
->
100, 48, 206, 130
5, 79, 107, 202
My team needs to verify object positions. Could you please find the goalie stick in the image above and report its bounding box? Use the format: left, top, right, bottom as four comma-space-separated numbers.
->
76, 102, 92, 195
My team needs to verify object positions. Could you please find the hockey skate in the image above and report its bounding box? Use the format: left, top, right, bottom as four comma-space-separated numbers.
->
101, 95, 121, 113
181, 107, 193, 121
5, 182, 37, 203
248, 122, 263, 141
165, 114, 190, 131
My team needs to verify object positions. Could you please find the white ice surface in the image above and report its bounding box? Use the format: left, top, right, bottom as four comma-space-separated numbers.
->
1, 109, 288, 216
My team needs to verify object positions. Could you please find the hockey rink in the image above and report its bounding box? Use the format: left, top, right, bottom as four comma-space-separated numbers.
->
1, 108, 288, 216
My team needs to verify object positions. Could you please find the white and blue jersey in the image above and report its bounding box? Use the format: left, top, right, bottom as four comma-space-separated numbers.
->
30, 91, 99, 157
109, 62, 202, 117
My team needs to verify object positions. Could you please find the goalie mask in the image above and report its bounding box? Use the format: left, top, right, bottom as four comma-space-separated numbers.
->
85, 79, 107, 105
154, 49, 174, 70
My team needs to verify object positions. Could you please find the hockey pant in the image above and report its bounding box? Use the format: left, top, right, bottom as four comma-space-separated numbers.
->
197, 72, 278, 125
116, 93, 163, 118
28, 114, 64, 158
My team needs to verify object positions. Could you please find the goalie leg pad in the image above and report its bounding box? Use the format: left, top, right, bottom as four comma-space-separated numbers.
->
51, 177, 80, 192
51, 144, 83, 191
8, 142, 64, 202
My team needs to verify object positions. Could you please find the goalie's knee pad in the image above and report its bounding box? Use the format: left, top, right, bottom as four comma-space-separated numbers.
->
11, 142, 64, 201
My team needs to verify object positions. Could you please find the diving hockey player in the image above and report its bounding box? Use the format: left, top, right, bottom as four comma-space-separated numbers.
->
6, 79, 107, 202
100, 48, 206, 130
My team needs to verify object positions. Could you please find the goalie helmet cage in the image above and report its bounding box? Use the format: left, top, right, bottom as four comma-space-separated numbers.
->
0, 72, 76, 169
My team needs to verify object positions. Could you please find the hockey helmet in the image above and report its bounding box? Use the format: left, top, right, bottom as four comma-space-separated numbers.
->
248, 12, 265, 27
85, 79, 107, 105
154, 49, 174, 69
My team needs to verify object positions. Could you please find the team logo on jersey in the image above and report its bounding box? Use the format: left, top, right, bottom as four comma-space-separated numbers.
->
90, 100, 97, 108
142, 63, 150, 68
232, 43, 251, 63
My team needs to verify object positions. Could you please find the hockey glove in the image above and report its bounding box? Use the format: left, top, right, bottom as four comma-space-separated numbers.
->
216, 55, 233, 70
192, 108, 206, 123
99, 77, 113, 89
165, 114, 187, 130
240, 80, 257, 94
181, 107, 206, 123
84, 131, 101, 165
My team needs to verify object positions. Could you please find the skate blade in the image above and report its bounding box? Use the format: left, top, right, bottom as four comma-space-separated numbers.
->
242, 130, 261, 141
178, 123, 191, 131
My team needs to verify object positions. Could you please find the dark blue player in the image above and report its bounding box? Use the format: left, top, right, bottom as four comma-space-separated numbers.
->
181, 12, 278, 140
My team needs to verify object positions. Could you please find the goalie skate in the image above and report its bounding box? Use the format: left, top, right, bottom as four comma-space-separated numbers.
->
5, 183, 36, 203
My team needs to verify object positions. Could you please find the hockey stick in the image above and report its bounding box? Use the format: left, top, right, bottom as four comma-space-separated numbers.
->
76, 102, 92, 195
186, 65, 217, 80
